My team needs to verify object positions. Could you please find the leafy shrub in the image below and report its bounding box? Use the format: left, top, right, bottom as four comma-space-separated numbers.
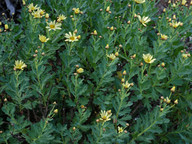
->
0, 0, 192, 143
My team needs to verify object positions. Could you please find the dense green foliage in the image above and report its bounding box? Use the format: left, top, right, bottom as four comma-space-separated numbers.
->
0, 0, 192, 143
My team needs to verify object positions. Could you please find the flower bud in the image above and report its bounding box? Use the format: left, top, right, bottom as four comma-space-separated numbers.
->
174, 99, 178, 104
161, 62, 165, 67
173, 15, 176, 20
110, 26, 114, 31
4, 98, 7, 102
54, 109, 58, 114
73, 127, 76, 131
121, 78, 125, 83
161, 96, 164, 100
160, 108, 164, 111
77, 35, 81, 39
115, 52, 119, 56
45, 13, 49, 19
4, 24, 8, 30
171, 86, 176, 92
123, 70, 126, 75
106, 6, 110, 12
77, 68, 84, 74
41, 52, 45, 56
105, 44, 109, 49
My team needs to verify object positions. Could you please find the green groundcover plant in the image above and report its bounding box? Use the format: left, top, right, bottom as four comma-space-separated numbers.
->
0, 0, 192, 143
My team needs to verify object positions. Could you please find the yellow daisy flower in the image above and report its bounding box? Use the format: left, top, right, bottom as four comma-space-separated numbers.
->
182, 0, 187, 5
161, 34, 168, 40
39, 35, 49, 43
65, 32, 78, 42
100, 110, 112, 122
46, 20, 62, 31
137, 15, 151, 27
28, 3, 38, 12
14, 60, 27, 70
143, 53, 156, 64
32, 10, 42, 18
107, 54, 116, 60
182, 54, 188, 58
73, 8, 80, 14
57, 14, 67, 21
170, 20, 181, 28
122, 81, 131, 89
134, 0, 145, 4
118, 126, 124, 133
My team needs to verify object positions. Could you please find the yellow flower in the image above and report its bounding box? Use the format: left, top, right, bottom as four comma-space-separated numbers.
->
182, 0, 187, 5
32, 10, 42, 18
170, 20, 181, 28
182, 54, 188, 58
57, 14, 66, 21
65, 32, 78, 42
73, 8, 80, 14
122, 81, 131, 89
137, 15, 151, 27
46, 20, 62, 31
14, 60, 27, 70
107, 54, 116, 60
77, 68, 84, 74
143, 53, 156, 64
4, 24, 8, 30
39, 35, 49, 43
38, 9, 45, 16
99, 110, 112, 122
161, 34, 168, 40
28, 3, 38, 12
118, 126, 124, 133
134, 0, 145, 4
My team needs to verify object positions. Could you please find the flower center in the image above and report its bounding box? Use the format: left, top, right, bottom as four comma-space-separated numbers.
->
102, 116, 107, 120
50, 24, 55, 29
70, 36, 75, 41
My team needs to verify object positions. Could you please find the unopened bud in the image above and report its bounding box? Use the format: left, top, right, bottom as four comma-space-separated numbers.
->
161, 62, 165, 67
121, 78, 125, 83
105, 44, 109, 49
174, 99, 178, 104
115, 52, 119, 56
171, 86, 176, 92
160, 108, 164, 111
123, 70, 126, 75
54, 109, 58, 114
